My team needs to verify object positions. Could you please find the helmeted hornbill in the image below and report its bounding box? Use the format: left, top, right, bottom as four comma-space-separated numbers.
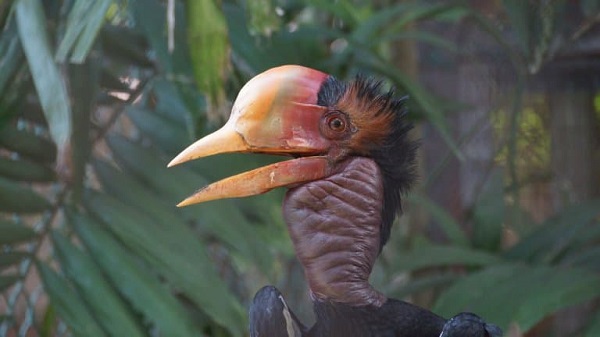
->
169, 65, 502, 337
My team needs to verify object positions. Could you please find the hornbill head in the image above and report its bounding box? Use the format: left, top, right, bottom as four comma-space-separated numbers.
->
169, 65, 502, 337
169, 65, 416, 307
169, 65, 416, 249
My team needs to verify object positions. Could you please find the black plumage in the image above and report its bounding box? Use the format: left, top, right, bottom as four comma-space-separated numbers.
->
251, 287, 502, 337
439, 313, 503, 337
250, 286, 306, 337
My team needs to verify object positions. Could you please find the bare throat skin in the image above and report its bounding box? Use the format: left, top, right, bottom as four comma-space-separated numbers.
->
283, 157, 386, 307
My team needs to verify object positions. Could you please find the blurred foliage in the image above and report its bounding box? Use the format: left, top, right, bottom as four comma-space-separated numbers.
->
595, 92, 600, 119
187, 0, 230, 117
0, 0, 599, 337
492, 103, 551, 182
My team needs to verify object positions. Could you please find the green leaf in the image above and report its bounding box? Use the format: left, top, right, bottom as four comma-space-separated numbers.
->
105, 133, 194, 198
350, 3, 413, 43
126, 106, 189, 155
105, 135, 274, 272
472, 170, 504, 252
0, 219, 36, 244
55, 0, 112, 63
224, 4, 329, 74
69, 60, 99, 201
55, 0, 94, 61
433, 264, 521, 319
0, 274, 19, 292
306, 0, 365, 26
84, 191, 246, 336
0, 126, 57, 163
129, 0, 171, 71
16, 99, 48, 126
0, 252, 30, 270
186, 0, 229, 109
513, 268, 600, 331
435, 264, 600, 332
385, 4, 467, 35
581, 0, 600, 16
388, 274, 458, 299
149, 78, 197, 126
130, 0, 192, 75
344, 4, 468, 73
380, 31, 458, 53
96, 156, 276, 273
68, 210, 202, 337
69, 0, 112, 63
0, 19, 25, 95
392, 244, 501, 272
0, 157, 56, 182
562, 246, 600, 271
40, 305, 57, 337
583, 309, 600, 337
571, 220, 600, 247
505, 200, 600, 263
0, 315, 13, 327
99, 25, 153, 68
428, 6, 471, 22
223, 4, 268, 72
51, 231, 146, 337
467, 265, 554, 329
15, 0, 72, 151
408, 194, 468, 246
0, 176, 50, 213
246, 0, 281, 36
36, 262, 107, 337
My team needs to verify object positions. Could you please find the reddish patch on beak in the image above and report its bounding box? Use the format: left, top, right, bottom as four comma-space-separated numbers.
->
168, 65, 334, 206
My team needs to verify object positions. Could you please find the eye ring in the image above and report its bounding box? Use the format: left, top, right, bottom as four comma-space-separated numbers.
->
327, 115, 346, 132
320, 110, 351, 140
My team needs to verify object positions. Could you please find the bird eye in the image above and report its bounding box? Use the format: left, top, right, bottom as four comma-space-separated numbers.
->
328, 116, 345, 131
320, 111, 351, 140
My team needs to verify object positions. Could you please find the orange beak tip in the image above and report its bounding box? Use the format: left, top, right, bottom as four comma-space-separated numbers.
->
166, 156, 181, 168
176, 196, 196, 208
167, 152, 191, 168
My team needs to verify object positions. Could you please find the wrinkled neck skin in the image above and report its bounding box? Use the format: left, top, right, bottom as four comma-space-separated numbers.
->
283, 157, 386, 307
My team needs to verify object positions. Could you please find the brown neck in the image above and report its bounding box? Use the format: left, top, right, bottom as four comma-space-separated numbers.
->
283, 157, 386, 307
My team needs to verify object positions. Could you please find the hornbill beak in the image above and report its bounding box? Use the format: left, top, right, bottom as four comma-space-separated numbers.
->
168, 65, 334, 207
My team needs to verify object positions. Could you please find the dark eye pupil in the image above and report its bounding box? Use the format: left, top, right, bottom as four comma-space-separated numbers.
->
330, 118, 343, 130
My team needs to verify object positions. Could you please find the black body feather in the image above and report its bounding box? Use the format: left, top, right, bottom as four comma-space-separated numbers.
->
250, 286, 502, 337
